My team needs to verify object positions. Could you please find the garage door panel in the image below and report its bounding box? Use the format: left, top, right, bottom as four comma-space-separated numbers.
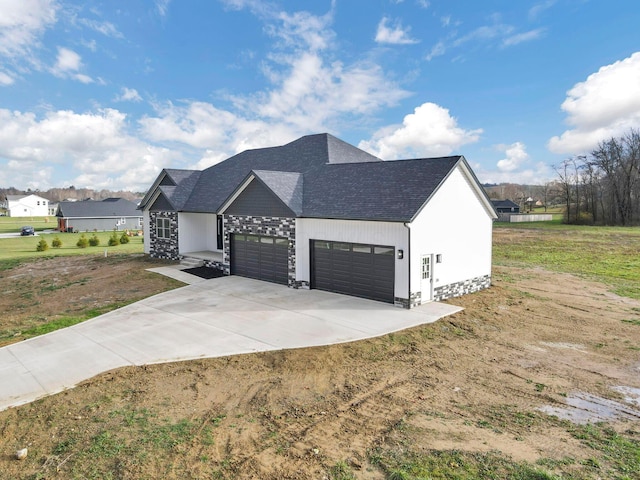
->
311, 240, 394, 304
231, 234, 289, 285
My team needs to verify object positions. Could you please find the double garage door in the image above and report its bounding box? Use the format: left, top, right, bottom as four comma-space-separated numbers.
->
230, 235, 395, 304
231, 234, 288, 285
311, 240, 395, 304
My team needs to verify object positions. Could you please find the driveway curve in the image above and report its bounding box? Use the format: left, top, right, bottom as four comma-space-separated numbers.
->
0, 271, 462, 411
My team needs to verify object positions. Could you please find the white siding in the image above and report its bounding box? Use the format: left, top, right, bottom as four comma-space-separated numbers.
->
410, 165, 493, 300
143, 210, 150, 254
8, 195, 50, 217
296, 218, 408, 299
178, 213, 219, 253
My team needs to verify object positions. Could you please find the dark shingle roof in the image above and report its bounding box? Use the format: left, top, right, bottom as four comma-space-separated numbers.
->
182, 133, 378, 212
491, 199, 520, 209
303, 157, 460, 221
57, 198, 141, 218
252, 170, 304, 216
144, 133, 490, 222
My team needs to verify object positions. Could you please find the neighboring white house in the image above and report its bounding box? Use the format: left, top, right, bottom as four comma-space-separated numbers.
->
139, 133, 497, 308
3, 194, 50, 217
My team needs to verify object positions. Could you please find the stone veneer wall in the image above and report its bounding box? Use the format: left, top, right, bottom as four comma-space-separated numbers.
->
433, 275, 491, 302
224, 215, 306, 288
148, 211, 179, 260
394, 291, 421, 309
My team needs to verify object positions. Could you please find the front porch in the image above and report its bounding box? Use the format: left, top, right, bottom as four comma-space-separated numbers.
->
180, 250, 227, 273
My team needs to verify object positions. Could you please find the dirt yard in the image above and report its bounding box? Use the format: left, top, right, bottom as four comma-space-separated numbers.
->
1, 244, 640, 479
0, 254, 183, 347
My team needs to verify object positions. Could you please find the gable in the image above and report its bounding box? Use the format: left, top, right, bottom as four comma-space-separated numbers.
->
159, 175, 176, 186
149, 192, 174, 212
225, 178, 295, 217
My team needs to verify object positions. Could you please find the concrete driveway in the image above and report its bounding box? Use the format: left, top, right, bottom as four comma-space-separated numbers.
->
0, 270, 462, 411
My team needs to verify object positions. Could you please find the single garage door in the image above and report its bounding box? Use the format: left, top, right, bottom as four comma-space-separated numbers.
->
231, 234, 289, 285
311, 240, 395, 303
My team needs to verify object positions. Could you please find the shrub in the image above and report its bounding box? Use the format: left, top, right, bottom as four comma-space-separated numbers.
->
77, 234, 89, 248
36, 239, 49, 252
51, 236, 62, 248
108, 231, 120, 246
89, 234, 100, 247
120, 232, 130, 244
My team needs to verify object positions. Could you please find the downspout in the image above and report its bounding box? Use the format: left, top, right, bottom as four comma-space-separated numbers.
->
404, 222, 411, 307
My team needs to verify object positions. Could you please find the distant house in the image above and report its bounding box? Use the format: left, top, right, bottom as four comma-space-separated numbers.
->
491, 199, 520, 214
56, 198, 143, 232
2, 194, 50, 217
48, 203, 58, 216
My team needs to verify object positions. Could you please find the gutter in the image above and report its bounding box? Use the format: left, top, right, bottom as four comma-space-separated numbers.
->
404, 222, 411, 304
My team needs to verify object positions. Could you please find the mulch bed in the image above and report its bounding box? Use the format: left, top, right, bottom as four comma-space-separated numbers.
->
182, 266, 225, 279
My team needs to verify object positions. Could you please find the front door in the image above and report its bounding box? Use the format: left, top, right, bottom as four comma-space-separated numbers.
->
421, 254, 433, 303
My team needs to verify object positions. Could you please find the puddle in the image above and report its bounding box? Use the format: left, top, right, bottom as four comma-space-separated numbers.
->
539, 387, 640, 424
612, 386, 640, 406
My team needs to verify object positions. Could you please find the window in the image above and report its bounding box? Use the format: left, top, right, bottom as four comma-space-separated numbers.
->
156, 218, 171, 239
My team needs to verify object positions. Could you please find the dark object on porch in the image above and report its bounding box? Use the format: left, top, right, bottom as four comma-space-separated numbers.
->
182, 266, 225, 279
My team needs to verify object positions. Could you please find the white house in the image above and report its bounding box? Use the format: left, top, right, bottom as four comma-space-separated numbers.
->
139, 134, 497, 308
3, 194, 50, 217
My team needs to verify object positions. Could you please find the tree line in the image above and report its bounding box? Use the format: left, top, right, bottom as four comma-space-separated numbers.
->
555, 129, 640, 226
0, 186, 142, 203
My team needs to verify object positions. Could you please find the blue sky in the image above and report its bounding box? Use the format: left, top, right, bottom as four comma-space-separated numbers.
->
0, 0, 639, 192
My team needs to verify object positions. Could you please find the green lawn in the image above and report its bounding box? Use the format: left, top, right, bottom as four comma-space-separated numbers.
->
0, 230, 144, 262
494, 222, 640, 299
0, 215, 57, 234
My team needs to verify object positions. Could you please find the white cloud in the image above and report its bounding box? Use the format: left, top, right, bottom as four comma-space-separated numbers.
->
416, 0, 430, 8
0, 70, 14, 85
428, 17, 544, 61
548, 51, 640, 154
156, 0, 171, 17
54, 46, 81, 71
251, 52, 408, 132
529, 0, 556, 20
426, 41, 446, 61
0, 0, 58, 59
375, 17, 419, 45
52, 46, 93, 82
496, 142, 529, 172
502, 28, 545, 47
0, 108, 174, 191
271, 8, 335, 51
476, 161, 553, 185
358, 102, 482, 159
77, 18, 123, 38
115, 87, 142, 102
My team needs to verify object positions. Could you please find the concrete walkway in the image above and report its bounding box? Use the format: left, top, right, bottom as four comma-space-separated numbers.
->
0, 270, 462, 412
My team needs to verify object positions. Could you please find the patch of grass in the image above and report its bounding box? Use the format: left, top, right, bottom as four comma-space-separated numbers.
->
0, 216, 56, 234
0, 302, 132, 343
370, 448, 559, 480
568, 424, 640, 477
329, 460, 357, 480
493, 224, 640, 300
622, 318, 640, 326
0, 230, 143, 261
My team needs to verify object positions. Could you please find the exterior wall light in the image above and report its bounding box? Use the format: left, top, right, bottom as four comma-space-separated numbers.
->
397, 249, 404, 259
436, 254, 442, 263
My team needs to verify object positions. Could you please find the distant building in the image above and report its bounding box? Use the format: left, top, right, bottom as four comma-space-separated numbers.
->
2, 194, 50, 217
56, 198, 143, 232
491, 199, 520, 214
